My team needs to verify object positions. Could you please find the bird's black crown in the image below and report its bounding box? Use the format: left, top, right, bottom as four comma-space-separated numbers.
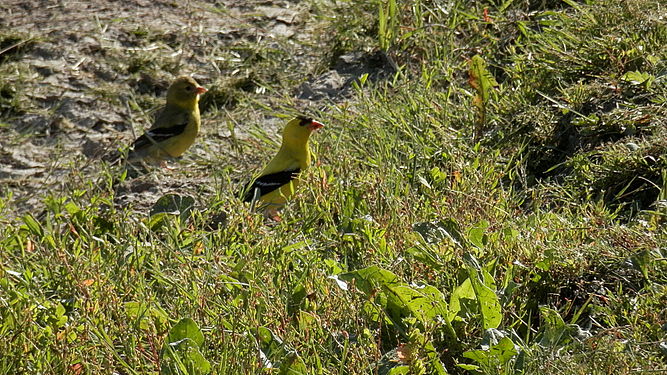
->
297, 116, 313, 126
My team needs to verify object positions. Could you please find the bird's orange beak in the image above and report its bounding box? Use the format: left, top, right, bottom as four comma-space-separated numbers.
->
308, 120, 324, 131
196, 86, 207, 95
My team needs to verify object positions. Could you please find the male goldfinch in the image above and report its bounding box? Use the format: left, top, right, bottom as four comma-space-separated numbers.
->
243, 116, 324, 210
127, 76, 207, 165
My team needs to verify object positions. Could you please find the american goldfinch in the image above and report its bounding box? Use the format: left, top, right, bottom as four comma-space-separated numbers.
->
127, 76, 207, 165
243, 116, 324, 210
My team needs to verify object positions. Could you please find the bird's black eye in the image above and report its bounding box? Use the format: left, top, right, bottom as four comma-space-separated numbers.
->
185, 85, 194, 92
298, 116, 312, 126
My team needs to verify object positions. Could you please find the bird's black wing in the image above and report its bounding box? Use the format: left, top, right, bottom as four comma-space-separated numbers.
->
131, 123, 188, 150
242, 169, 300, 202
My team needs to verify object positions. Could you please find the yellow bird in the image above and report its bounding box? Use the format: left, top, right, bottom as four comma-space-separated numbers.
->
243, 116, 324, 211
127, 76, 207, 165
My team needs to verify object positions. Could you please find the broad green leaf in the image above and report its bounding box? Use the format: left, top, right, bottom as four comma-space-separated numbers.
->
468, 220, 489, 249
161, 318, 210, 375
54, 302, 68, 327
448, 278, 475, 322
148, 212, 170, 231
463, 348, 489, 363
125, 302, 169, 331
481, 268, 497, 291
468, 55, 498, 108
64, 201, 80, 215
161, 337, 211, 375
298, 311, 321, 334
125, 301, 150, 330
463, 252, 482, 271
539, 307, 566, 348
471, 276, 501, 330
539, 307, 590, 348
166, 318, 205, 348
412, 218, 464, 247
490, 337, 518, 364
463, 337, 517, 369
256, 326, 307, 374
384, 284, 449, 324
279, 352, 307, 375
338, 266, 400, 295
150, 194, 196, 222
288, 283, 307, 316
386, 366, 409, 375
362, 300, 384, 323
464, 253, 502, 329
456, 363, 480, 370
341, 266, 459, 351
502, 226, 519, 241
621, 71, 654, 88
424, 341, 448, 375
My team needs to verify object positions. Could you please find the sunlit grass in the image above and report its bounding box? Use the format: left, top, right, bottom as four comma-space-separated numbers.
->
1, 0, 666, 374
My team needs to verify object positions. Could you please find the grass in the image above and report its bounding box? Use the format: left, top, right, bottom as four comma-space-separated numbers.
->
1, 0, 667, 374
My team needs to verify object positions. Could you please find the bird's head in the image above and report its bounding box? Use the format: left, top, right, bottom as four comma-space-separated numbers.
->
281, 116, 324, 146
166, 76, 207, 108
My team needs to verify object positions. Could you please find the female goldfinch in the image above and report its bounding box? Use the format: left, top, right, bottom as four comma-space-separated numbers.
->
243, 116, 324, 210
127, 76, 207, 165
